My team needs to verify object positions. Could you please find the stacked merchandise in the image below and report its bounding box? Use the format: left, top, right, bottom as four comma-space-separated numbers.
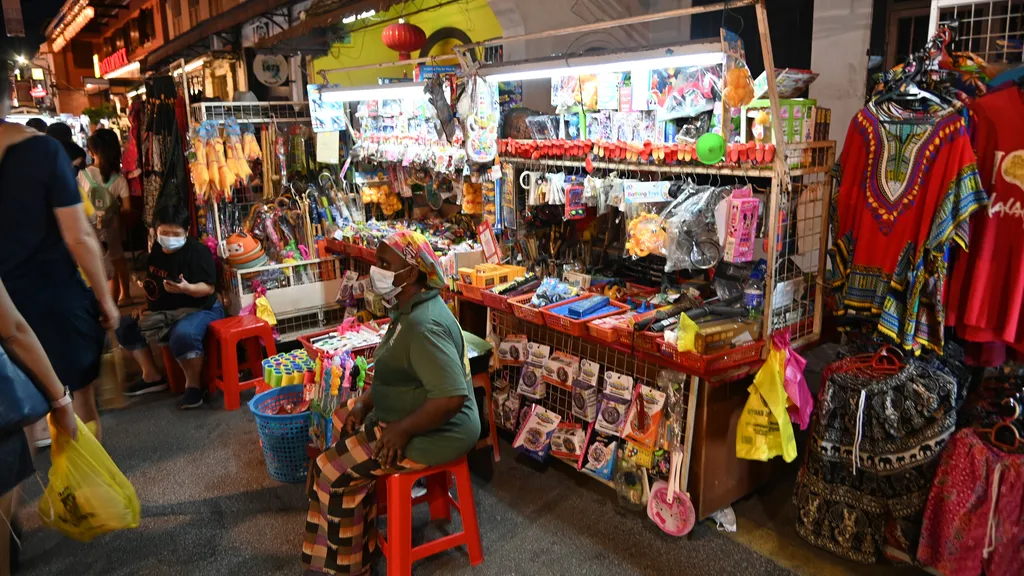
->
799, 28, 1024, 571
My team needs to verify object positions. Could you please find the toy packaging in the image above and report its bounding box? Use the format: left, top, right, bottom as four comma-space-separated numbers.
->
498, 334, 528, 366
572, 359, 601, 421
583, 433, 619, 481
543, 351, 580, 388
624, 385, 668, 450
551, 422, 587, 463
595, 393, 632, 436
513, 404, 561, 462
498, 392, 521, 430
723, 186, 760, 263
604, 371, 635, 401
517, 362, 546, 400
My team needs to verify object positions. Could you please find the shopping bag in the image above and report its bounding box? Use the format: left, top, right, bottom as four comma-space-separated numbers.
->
38, 415, 140, 542
773, 330, 814, 430
735, 343, 797, 462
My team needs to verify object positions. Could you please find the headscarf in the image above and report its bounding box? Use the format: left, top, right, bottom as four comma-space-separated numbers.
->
384, 230, 445, 289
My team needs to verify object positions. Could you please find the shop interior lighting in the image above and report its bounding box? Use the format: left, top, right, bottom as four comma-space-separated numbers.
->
173, 58, 206, 77
319, 82, 427, 103
104, 61, 141, 80
50, 1, 95, 53
480, 43, 723, 83
126, 86, 146, 98
342, 9, 376, 24
15, 55, 26, 64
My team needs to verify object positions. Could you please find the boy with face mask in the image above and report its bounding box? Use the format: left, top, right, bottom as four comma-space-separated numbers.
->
114, 202, 223, 409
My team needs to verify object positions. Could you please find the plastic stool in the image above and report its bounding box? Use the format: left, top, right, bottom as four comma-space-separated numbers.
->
205, 316, 277, 410
376, 455, 483, 575
472, 372, 501, 462
159, 346, 187, 394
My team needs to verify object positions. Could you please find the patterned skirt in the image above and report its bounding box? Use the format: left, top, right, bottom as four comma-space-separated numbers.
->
793, 359, 959, 563
303, 407, 423, 575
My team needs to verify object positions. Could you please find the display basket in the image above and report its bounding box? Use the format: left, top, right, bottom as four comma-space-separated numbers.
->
634, 330, 663, 354
342, 241, 361, 257
456, 281, 484, 302
249, 386, 311, 483
659, 339, 764, 375
587, 321, 619, 343
297, 319, 390, 359
508, 293, 545, 325
357, 245, 376, 262
540, 296, 630, 337
481, 288, 514, 313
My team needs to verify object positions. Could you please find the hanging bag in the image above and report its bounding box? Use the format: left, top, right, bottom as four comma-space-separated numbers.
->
736, 340, 798, 462
0, 343, 48, 432
39, 415, 140, 542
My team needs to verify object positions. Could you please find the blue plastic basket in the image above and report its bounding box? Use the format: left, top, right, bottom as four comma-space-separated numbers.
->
249, 386, 311, 483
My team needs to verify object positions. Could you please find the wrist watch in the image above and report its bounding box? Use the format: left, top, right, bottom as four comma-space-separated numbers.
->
51, 386, 72, 409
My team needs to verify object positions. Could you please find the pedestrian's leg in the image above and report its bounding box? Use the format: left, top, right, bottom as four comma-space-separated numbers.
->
112, 257, 132, 306
72, 383, 101, 442
168, 305, 222, 409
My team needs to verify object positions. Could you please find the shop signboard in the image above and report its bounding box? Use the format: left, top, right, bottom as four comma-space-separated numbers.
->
29, 86, 47, 99
100, 49, 130, 77
2, 0, 24, 37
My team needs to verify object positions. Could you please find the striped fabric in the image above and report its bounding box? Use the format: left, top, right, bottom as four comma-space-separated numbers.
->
303, 406, 424, 575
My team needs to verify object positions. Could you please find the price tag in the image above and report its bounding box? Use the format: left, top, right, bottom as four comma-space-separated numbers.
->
623, 181, 671, 204
477, 220, 502, 264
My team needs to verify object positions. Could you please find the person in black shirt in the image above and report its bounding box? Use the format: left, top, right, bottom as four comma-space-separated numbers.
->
115, 202, 224, 409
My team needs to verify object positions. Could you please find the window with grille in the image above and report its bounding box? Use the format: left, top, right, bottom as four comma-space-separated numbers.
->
931, 0, 1024, 63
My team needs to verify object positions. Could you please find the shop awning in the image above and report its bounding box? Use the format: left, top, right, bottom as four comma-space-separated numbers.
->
144, 0, 295, 70
253, 0, 400, 50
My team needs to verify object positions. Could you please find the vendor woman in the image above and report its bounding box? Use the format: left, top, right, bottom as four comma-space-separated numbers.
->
303, 230, 480, 575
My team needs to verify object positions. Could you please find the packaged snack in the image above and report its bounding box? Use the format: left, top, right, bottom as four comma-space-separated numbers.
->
595, 392, 632, 436
517, 362, 546, 399
624, 385, 668, 450
497, 334, 528, 366
543, 352, 580, 388
583, 433, 619, 481
550, 422, 586, 464
513, 404, 561, 462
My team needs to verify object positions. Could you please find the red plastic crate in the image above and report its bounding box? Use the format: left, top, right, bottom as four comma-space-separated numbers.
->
298, 319, 390, 359
587, 321, 618, 343
508, 293, 545, 325
634, 330, 663, 354
481, 288, 513, 313
660, 339, 764, 375
540, 296, 630, 337
456, 281, 484, 302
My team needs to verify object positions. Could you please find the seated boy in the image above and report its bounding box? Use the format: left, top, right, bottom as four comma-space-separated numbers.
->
116, 202, 224, 409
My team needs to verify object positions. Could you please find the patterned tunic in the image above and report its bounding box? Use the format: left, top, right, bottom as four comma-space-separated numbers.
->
830, 102, 987, 353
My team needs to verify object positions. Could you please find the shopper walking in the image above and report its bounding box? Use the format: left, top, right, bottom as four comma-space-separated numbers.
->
0, 276, 81, 576
82, 128, 133, 306
303, 230, 479, 575
0, 69, 118, 443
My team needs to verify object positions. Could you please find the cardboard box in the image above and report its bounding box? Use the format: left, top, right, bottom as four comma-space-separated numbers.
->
694, 319, 761, 354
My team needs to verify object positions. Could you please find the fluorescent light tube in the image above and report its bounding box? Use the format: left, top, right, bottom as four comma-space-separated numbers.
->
319, 83, 427, 103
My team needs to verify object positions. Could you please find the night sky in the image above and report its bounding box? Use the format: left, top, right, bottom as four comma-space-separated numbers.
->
1, 0, 67, 59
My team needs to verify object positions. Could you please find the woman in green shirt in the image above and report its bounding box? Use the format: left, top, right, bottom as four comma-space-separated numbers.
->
303, 230, 480, 575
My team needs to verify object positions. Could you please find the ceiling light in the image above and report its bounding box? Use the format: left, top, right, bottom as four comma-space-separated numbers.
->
15, 55, 26, 64
318, 83, 427, 103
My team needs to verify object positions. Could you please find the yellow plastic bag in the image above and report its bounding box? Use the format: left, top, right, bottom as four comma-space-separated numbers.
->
254, 294, 278, 326
38, 415, 140, 542
735, 344, 797, 463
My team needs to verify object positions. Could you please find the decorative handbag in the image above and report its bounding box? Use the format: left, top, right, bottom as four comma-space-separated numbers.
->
0, 344, 49, 432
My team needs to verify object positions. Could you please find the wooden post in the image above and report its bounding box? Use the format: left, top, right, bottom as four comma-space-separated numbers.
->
754, 0, 792, 344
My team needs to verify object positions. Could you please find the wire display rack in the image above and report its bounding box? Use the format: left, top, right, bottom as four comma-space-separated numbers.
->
191, 102, 312, 124
929, 0, 1024, 62
489, 309, 701, 493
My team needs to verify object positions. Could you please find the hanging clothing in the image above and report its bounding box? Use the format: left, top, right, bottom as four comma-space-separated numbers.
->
303, 404, 424, 575
793, 358, 960, 564
830, 102, 987, 353
946, 88, 1024, 352
917, 429, 1024, 576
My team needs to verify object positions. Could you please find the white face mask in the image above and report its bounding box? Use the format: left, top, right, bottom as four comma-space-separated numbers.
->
369, 265, 410, 307
158, 235, 186, 252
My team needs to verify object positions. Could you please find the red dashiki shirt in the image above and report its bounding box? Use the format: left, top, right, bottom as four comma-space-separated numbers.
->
830, 102, 986, 353
948, 88, 1024, 350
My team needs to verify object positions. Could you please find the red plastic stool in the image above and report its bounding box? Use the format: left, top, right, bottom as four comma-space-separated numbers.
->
159, 346, 186, 394
205, 316, 277, 410
376, 455, 483, 575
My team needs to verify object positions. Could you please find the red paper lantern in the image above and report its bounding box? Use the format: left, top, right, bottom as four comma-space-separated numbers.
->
381, 22, 427, 60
